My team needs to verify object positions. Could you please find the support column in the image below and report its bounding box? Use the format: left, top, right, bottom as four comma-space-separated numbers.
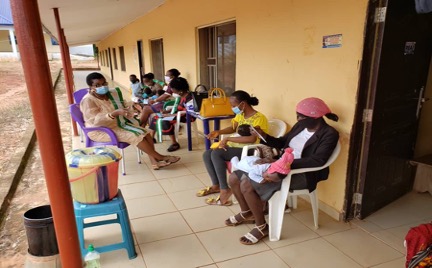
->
9, 29, 18, 58
10, 1, 82, 267
53, 8, 78, 136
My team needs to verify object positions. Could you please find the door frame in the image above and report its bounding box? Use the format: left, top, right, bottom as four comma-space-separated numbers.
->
107, 47, 114, 80
137, 40, 144, 81
345, 0, 388, 220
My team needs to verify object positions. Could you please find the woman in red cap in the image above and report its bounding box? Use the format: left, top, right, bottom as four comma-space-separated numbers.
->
227, 97, 339, 245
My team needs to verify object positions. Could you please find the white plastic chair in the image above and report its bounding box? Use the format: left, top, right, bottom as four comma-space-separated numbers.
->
174, 110, 198, 143
239, 118, 287, 159
268, 141, 341, 241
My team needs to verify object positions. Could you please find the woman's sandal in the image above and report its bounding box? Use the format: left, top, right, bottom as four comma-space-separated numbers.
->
152, 161, 171, 170
240, 223, 269, 245
225, 210, 255, 226
163, 155, 181, 164
196, 186, 220, 197
205, 195, 233, 206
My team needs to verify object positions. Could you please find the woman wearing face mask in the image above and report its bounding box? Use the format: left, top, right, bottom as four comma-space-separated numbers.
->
80, 72, 180, 170
139, 69, 181, 127
199, 90, 268, 206
226, 97, 339, 245
148, 77, 194, 152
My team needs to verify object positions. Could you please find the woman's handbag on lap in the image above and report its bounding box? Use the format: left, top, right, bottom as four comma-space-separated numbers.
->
200, 88, 234, 117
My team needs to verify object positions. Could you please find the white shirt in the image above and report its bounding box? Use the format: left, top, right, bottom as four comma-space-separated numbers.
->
289, 129, 315, 159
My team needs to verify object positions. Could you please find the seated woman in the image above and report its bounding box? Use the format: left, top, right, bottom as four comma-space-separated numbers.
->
227, 97, 339, 245
148, 77, 194, 152
142, 72, 164, 97
80, 72, 180, 170
199, 91, 269, 206
139, 68, 181, 126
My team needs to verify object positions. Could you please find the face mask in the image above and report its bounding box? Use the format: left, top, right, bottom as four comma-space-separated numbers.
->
95, 86, 109, 95
231, 102, 243, 115
298, 117, 319, 129
165, 76, 172, 83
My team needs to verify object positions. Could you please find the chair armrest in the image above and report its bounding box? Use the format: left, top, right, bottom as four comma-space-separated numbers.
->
240, 144, 261, 159
83, 126, 119, 144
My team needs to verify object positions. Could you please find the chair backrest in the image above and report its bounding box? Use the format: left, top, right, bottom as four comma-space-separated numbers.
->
69, 104, 86, 129
73, 88, 89, 104
267, 119, 287, 138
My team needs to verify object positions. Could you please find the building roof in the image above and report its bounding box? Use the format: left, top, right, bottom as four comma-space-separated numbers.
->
0, 0, 13, 26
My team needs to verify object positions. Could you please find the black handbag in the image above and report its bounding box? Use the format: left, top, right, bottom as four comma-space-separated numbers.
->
191, 84, 208, 112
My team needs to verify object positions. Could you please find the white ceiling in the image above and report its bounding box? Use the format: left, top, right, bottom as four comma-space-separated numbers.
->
38, 0, 165, 46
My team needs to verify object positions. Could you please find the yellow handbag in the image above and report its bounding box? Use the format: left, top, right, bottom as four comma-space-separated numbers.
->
200, 88, 234, 117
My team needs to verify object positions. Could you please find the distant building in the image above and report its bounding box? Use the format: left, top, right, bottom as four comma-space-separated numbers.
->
0, 0, 60, 60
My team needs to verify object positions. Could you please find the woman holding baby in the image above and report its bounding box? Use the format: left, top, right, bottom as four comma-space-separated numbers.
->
227, 97, 340, 245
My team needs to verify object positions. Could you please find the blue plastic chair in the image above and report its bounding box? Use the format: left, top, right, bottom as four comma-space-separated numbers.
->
73, 189, 137, 259
69, 104, 141, 175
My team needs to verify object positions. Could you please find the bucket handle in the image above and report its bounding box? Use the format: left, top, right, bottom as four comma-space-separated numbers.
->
69, 166, 99, 182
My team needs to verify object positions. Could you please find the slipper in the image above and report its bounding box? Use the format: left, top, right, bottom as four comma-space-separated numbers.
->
240, 223, 268, 245
167, 143, 180, 152
163, 155, 180, 164
205, 196, 233, 206
196, 186, 220, 197
152, 161, 171, 170
225, 211, 255, 226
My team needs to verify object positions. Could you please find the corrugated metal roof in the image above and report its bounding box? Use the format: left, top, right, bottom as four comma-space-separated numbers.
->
0, 0, 13, 26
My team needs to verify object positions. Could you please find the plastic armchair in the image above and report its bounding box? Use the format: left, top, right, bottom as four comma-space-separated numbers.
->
73, 88, 89, 104
268, 141, 341, 241
73, 88, 89, 142
69, 104, 141, 176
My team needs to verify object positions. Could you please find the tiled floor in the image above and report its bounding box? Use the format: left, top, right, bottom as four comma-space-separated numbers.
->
71, 134, 432, 268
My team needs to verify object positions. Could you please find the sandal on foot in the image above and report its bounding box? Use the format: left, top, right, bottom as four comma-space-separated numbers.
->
225, 210, 255, 226
240, 223, 269, 245
163, 155, 181, 164
152, 161, 171, 170
205, 196, 233, 206
167, 143, 180, 152
196, 186, 220, 197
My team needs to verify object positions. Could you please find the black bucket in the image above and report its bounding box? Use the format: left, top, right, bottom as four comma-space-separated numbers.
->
23, 205, 59, 256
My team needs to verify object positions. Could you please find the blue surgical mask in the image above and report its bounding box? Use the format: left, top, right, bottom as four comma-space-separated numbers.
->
232, 106, 242, 115
232, 102, 243, 115
95, 86, 109, 95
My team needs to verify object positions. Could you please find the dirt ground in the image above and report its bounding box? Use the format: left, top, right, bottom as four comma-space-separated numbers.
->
0, 59, 97, 267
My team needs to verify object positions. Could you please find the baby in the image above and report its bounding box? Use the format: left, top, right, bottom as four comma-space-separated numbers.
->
210, 124, 251, 149
231, 148, 294, 183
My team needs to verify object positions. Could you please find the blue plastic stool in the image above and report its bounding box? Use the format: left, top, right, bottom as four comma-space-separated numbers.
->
73, 189, 137, 259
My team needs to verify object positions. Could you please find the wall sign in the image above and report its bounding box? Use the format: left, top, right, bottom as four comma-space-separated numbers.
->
404, 42, 416, 55
322, 34, 343, 48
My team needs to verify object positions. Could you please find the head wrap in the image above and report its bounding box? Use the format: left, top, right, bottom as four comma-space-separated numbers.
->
296, 97, 332, 118
267, 148, 294, 175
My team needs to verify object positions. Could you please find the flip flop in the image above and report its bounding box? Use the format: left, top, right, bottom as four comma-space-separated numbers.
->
196, 186, 220, 197
163, 155, 180, 164
205, 196, 233, 206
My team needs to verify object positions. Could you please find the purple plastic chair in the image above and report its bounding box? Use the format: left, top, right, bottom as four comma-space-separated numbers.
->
69, 104, 141, 175
73, 88, 89, 143
73, 88, 89, 104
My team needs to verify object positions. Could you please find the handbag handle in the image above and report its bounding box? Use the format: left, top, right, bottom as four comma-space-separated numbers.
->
194, 84, 208, 93
209, 88, 227, 103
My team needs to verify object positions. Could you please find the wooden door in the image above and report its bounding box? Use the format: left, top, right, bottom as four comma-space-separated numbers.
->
353, 0, 432, 218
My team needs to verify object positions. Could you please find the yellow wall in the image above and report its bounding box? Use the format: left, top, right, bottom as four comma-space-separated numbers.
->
0, 30, 13, 52
97, 0, 369, 216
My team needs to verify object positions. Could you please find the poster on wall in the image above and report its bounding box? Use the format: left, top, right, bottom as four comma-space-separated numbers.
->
322, 34, 342, 48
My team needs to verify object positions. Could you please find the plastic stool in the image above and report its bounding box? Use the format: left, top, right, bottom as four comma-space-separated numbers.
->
73, 189, 137, 259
